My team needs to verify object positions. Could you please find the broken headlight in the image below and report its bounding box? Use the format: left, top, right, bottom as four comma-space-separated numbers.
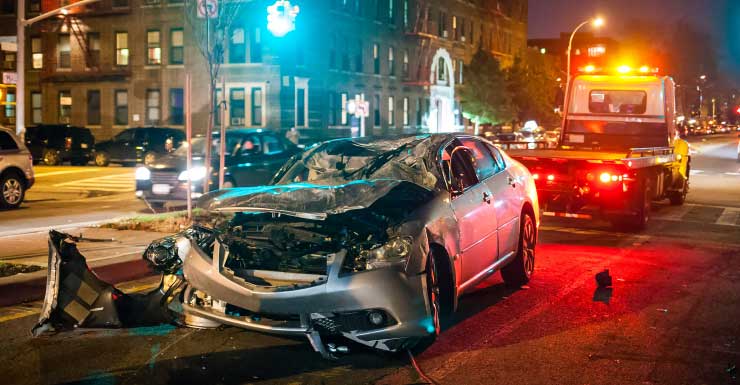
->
143, 236, 182, 274
353, 236, 412, 271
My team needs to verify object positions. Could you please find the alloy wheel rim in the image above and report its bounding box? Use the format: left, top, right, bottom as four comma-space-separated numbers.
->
522, 216, 536, 276
2, 179, 22, 204
45, 152, 57, 165
144, 153, 156, 165
428, 256, 441, 335
96, 153, 106, 165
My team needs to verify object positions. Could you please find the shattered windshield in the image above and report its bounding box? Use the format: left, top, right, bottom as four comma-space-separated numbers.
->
272, 135, 440, 190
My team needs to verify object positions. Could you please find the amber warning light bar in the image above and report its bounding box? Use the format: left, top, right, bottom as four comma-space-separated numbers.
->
578, 65, 660, 75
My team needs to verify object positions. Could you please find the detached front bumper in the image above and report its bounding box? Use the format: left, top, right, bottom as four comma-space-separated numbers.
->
181, 239, 431, 351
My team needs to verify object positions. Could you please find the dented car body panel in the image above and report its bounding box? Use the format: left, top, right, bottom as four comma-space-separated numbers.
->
33, 134, 539, 356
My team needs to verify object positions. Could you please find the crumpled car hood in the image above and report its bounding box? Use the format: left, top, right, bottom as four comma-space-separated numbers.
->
197, 179, 433, 219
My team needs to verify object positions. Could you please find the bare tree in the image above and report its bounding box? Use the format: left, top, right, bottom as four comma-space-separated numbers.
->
184, 0, 245, 193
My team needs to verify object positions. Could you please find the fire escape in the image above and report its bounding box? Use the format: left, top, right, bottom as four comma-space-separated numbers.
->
40, 0, 131, 82
403, 0, 435, 87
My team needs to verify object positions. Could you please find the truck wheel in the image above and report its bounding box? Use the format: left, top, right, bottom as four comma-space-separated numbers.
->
501, 212, 536, 287
613, 181, 651, 231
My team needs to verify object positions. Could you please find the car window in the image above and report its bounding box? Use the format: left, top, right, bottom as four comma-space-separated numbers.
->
115, 129, 135, 142
237, 134, 262, 156
442, 141, 479, 193
261, 134, 285, 155
460, 138, 499, 180
485, 143, 506, 171
0, 132, 19, 151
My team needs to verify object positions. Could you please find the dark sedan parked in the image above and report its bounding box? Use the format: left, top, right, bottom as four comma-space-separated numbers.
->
135, 129, 299, 208
93, 127, 185, 167
24, 124, 94, 166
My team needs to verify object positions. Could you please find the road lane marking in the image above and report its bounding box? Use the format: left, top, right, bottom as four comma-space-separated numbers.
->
725, 172, 740, 176
717, 209, 740, 226
690, 169, 704, 175
34, 169, 107, 178
654, 204, 694, 221
53, 173, 135, 192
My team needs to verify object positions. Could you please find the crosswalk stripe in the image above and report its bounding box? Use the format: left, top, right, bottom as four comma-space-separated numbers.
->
654, 204, 694, 221
716, 209, 740, 226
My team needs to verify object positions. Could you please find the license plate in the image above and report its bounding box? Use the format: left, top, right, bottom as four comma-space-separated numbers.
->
80, 143, 88, 149
152, 184, 171, 195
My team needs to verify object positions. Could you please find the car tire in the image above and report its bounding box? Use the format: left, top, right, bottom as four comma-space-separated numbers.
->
143, 151, 157, 166
0, 172, 25, 209
43, 149, 61, 166
669, 164, 689, 206
501, 211, 536, 287
94, 152, 110, 167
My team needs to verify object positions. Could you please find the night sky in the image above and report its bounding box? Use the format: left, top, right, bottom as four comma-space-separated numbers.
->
528, 0, 740, 83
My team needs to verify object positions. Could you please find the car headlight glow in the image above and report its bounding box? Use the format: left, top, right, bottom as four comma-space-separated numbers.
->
359, 236, 413, 271
135, 166, 151, 181
178, 166, 207, 182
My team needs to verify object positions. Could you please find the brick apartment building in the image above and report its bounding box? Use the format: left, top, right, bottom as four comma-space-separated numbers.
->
14, 0, 526, 140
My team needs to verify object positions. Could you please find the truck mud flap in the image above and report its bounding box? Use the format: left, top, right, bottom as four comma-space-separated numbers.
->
31, 231, 178, 336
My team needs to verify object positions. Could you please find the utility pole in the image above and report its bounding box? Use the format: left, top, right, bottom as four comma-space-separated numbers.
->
15, 0, 104, 137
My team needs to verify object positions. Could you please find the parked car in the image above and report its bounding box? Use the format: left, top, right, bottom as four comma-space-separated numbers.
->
35, 134, 540, 356
93, 127, 185, 167
135, 129, 300, 208
0, 127, 34, 209
24, 124, 94, 166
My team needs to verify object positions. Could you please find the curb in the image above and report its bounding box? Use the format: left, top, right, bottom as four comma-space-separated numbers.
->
0, 258, 156, 308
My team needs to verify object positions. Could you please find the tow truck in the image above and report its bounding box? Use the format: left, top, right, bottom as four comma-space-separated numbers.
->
502, 65, 690, 230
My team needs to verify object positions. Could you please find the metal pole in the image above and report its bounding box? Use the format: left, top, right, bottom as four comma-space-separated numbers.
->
16, 0, 25, 137
185, 73, 193, 219
218, 77, 226, 189
561, 20, 590, 137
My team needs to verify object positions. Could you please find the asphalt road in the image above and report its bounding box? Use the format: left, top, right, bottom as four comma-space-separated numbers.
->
0, 165, 147, 237
0, 135, 739, 385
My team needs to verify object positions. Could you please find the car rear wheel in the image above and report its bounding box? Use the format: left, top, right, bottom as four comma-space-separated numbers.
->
94, 152, 110, 167
43, 150, 60, 166
501, 212, 536, 287
1, 173, 25, 209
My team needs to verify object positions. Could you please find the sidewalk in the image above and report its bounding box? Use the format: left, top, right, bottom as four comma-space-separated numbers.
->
0, 227, 171, 307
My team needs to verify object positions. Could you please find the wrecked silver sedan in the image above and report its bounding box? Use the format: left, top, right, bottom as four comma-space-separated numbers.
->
33, 134, 539, 357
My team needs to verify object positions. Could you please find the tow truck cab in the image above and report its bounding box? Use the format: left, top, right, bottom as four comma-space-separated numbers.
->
506, 71, 690, 230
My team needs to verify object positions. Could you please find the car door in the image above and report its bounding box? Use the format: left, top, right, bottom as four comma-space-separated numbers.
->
228, 133, 267, 186
260, 133, 293, 179
108, 129, 134, 162
485, 142, 521, 259
443, 141, 499, 288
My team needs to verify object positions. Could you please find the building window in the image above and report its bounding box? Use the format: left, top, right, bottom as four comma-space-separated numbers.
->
355, 41, 363, 72
250, 28, 262, 63
416, 97, 422, 126
437, 57, 447, 83
170, 28, 184, 64
229, 28, 246, 63
373, 43, 380, 74
3, 52, 15, 70
388, 96, 395, 127
146, 90, 161, 124
29, 0, 41, 13
87, 33, 100, 68
329, 35, 337, 69
5, 91, 15, 120
403, 0, 408, 28
115, 32, 129, 66
341, 38, 350, 71
31, 37, 43, 69
340, 92, 348, 125
452, 16, 457, 40
388, 0, 393, 23
31, 92, 42, 124
169, 88, 184, 125
458, 59, 463, 84
328, 92, 336, 126
438, 11, 447, 38
373, 94, 380, 127
147, 30, 161, 65
114, 90, 128, 125
87, 90, 101, 125
251, 87, 262, 126
58, 91, 72, 123
296, 87, 307, 127
230, 88, 245, 126
588, 45, 606, 57
403, 97, 409, 126
58, 35, 70, 69
402, 49, 409, 77
388, 46, 395, 76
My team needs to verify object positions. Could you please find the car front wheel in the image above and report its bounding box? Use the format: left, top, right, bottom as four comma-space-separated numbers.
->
1, 173, 25, 209
501, 211, 536, 287
43, 149, 61, 166
94, 152, 110, 167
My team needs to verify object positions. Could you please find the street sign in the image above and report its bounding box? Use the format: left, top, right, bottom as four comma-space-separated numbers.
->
2, 72, 17, 85
197, 0, 218, 19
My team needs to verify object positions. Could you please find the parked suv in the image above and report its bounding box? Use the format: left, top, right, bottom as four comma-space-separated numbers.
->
135, 129, 299, 208
93, 127, 185, 167
25, 124, 95, 166
0, 127, 34, 209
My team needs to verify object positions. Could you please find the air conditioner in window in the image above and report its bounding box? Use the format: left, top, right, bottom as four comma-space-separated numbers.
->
231, 118, 245, 126
443, 30, 448, 38
461, 36, 466, 42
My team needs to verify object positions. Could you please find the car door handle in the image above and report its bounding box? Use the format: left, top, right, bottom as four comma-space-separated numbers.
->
482, 192, 492, 204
